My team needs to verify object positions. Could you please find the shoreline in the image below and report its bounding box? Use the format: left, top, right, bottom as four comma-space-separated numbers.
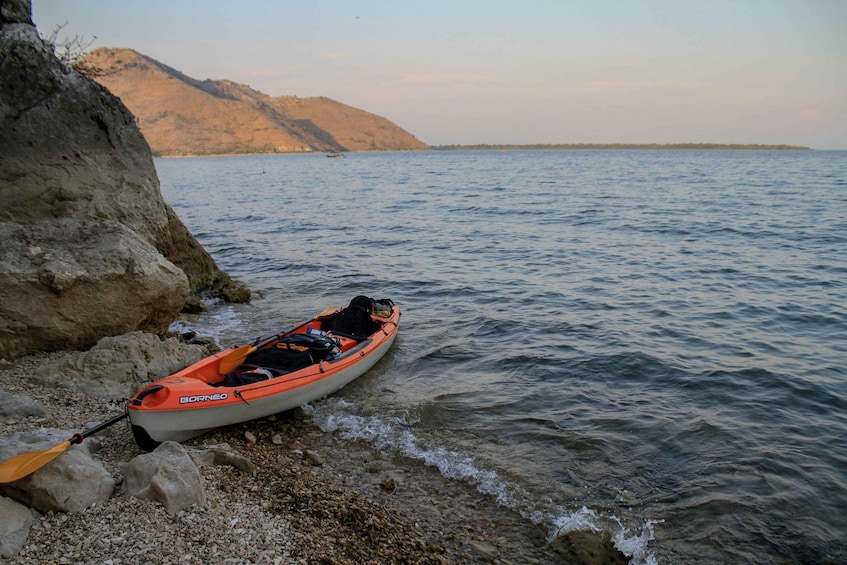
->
0, 350, 624, 564
151, 143, 815, 158
151, 143, 820, 159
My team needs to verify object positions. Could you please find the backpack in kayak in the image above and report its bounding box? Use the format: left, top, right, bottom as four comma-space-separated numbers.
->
322, 295, 380, 338
276, 333, 340, 360
238, 345, 315, 376
373, 298, 394, 318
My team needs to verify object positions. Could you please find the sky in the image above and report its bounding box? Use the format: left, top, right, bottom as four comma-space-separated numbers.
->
32, 0, 847, 149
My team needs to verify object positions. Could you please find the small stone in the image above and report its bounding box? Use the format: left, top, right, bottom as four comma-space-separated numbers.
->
181, 296, 206, 314
271, 434, 284, 445
244, 431, 257, 444
468, 540, 499, 562
380, 477, 397, 493
302, 449, 322, 466
367, 459, 393, 473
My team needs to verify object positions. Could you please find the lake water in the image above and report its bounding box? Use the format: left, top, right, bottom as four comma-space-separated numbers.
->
155, 149, 847, 564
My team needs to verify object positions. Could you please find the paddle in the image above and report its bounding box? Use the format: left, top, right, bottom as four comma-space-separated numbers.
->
218, 306, 339, 374
0, 412, 128, 484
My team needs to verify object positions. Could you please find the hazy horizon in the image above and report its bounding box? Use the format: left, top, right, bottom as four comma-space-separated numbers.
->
33, 0, 847, 150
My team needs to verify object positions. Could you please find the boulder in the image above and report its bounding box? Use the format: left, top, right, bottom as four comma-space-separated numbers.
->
0, 389, 45, 423
0, 220, 189, 358
0, 0, 249, 359
0, 496, 39, 558
121, 441, 206, 514
0, 428, 115, 513
31, 330, 209, 399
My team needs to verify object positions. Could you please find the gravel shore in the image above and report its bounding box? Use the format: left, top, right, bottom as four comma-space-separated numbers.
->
0, 351, 625, 564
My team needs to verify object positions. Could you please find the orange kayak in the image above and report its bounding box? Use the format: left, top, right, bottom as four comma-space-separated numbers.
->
127, 299, 400, 450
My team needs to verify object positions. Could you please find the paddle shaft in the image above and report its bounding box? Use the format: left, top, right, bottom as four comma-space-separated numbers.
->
255, 316, 321, 348
253, 307, 339, 346
73, 412, 129, 443
219, 318, 319, 374
218, 307, 339, 375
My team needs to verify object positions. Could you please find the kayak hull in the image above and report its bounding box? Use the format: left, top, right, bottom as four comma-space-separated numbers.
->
127, 304, 399, 449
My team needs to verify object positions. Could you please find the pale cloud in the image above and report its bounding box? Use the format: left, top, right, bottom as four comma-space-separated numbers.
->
800, 108, 822, 120
585, 80, 644, 91
584, 77, 697, 92
249, 66, 300, 78
322, 52, 350, 60
402, 73, 491, 86
402, 73, 453, 84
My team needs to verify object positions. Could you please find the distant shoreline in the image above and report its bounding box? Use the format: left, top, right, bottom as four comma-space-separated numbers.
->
151, 143, 816, 158
432, 143, 812, 151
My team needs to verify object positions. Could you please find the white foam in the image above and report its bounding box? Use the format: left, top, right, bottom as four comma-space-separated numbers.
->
308, 397, 661, 564
547, 506, 602, 539
168, 300, 243, 345
611, 517, 662, 565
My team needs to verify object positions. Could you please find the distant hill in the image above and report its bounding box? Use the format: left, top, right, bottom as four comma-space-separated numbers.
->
82, 48, 429, 156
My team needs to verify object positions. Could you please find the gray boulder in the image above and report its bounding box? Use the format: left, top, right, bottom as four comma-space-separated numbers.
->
31, 330, 209, 399
0, 220, 189, 358
0, 496, 40, 558
0, 428, 115, 513
121, 441, 206, 514
0, 0, 248, 359
0, 390, 45, 423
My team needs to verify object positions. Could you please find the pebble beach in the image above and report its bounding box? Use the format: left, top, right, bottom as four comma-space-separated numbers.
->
0, 351, 624, 564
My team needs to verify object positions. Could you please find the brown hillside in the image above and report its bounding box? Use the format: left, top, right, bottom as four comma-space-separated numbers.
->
82, 48, 429, 156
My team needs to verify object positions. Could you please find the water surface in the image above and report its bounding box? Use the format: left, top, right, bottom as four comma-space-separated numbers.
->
157, 150, 847, 564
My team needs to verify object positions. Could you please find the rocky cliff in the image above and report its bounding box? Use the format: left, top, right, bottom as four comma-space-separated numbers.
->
82, 47, 430, 156
0, 0, 248, 359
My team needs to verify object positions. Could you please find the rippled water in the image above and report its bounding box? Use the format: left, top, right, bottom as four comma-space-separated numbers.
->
156, 150, 847, 564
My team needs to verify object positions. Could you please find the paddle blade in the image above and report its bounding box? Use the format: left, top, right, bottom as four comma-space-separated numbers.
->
219, 345, 255, 374
0, 440, 72, 484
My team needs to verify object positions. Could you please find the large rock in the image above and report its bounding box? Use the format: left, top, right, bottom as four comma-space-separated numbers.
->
0, 389, 45, 423
30, 330, 210, 399
0, 220, 189, 357
0, 496, 39, 558
121, 441, 206, 514
0, 428, 115, 513
0, 0, 249, 359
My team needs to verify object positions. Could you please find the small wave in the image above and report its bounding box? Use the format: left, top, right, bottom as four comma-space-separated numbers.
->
169, 302, 247, 346
306, 398, 659, 564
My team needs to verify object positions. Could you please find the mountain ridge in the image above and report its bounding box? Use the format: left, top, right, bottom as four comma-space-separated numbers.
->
82, 48, 429, 156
